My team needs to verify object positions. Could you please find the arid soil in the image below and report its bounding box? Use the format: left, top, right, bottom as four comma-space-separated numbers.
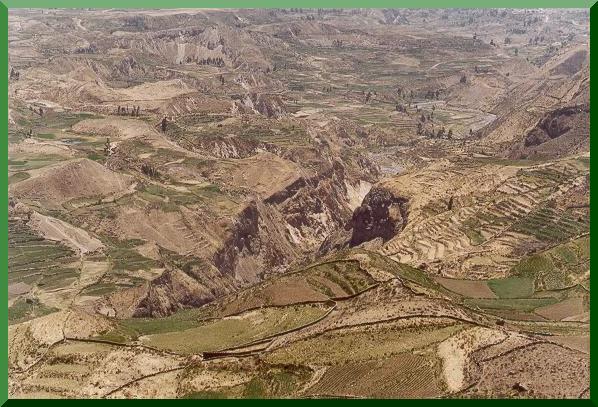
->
8, 8, 589, 399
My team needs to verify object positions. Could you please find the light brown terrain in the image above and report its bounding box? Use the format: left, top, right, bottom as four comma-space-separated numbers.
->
8, 8, 589, 399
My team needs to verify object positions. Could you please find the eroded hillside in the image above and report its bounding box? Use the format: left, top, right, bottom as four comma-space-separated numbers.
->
8, 8, 589, 399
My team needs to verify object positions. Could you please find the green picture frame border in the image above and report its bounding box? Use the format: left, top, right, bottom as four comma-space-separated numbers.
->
1, 1, 595, 403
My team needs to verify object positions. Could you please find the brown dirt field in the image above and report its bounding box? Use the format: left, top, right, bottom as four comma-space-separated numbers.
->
108, 370, 181, 399
29, 211, 104, 254
113, 207, 200, 255
548, 335, 590, 354
221, 279, 329, 316
9, 311, 69, 371
226, 152, 305, 198
534, 297, 586, 321
435, 277, 497, 299
9, 138, 75, 158
437, 326, 506, 393
72, 118, 156, 140
10, 158, 134, 208
8, 282, 31, 299
11, 340, 185, 398
63, 309, 115, 339
468, 343, 589, 398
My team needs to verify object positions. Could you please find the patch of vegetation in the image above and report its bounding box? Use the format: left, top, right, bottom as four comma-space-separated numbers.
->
118, 307, 213, 339
38, 268, 80, 289
8, 297, 58, 325
8, 172, 30, 185
304, 260, 375, 296
8, 155, 65, 171
17, 110, 96, 132
8, 159, 27, 166
385, 260, 447, 293
140, 183, 203, 211
464, 297, 558, 312
463, 228, 485, 245
96, 235, 157, 272
184, 390, 230, 399
511, 206, 589, 243
511, 236, 589, 290
106, 245, 157, 271
243, 369, 308, 398
142, 305, 328, 354
487, 277, 535, 299
9, 219, 78, 287
266, 321, 464, 365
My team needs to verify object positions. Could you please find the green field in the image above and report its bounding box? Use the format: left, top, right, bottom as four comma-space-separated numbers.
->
487, 277, 535, 299
139, 304, 329, 354
464, 297, 558, 312
9, 218, 78, 287
8, 298, 59, 325
512, 236, 589, 290
266, 321, 464, 366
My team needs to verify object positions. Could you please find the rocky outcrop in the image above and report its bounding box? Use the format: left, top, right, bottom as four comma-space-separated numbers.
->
212, 160, 374, 287
235, 93, 287, 118
349, 187, 408, 247
507, 104, 589, 159
133, 253, 238, 318
193, 134, 281, 159
112, 56, 146, 78
131, 146, 378, 317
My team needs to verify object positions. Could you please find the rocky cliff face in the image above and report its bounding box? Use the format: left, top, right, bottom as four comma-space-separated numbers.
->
349, 187, 408, 247
507, 103, 589, 159
132, 266, 237, 318
235, 93, 287, 118
214, 160, 369, 283
132, 158, 377, 317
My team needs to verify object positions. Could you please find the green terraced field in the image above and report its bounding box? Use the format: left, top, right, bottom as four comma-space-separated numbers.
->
512, 236, 590, 290
511, 206, 589, 243
464, 297, 558, 312
8, 298, 58, 325
8, 219, 78, 287
487, 277, 535, 299
140, 304, 329, 354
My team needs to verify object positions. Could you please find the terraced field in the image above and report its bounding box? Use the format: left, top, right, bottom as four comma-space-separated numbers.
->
266, 320, 465, 366
381, 159, 589, 281
214, 260, 377, 316
7, 7, 589, 400
137, 304, 330, 354
9, 219, 78, 287
306, 351, 444, 398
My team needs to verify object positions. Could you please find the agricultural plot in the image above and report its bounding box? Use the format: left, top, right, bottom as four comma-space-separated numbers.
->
306, 350, 444, 398
139, 304, 330, 354
435, 277, 497, 299
511, 236, 590, 290
8, 218, 78, 297
216, 260, 376, 316
266, 321, 465, 366
180, 364, 312, 399
7, 7, 590, 400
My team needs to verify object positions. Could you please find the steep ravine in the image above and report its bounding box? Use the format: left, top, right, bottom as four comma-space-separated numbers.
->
130, 158, 380, 317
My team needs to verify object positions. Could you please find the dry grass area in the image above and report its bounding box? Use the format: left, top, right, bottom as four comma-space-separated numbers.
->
7, 7, 589, 399
10, 158, 134, 209
465, 343, 589, 398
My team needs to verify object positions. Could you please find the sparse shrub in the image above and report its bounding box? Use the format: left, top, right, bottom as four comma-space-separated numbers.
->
141, 162, 159, 178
